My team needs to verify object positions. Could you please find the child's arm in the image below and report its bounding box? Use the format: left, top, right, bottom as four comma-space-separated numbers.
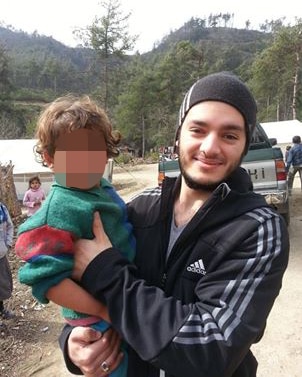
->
22, 191, 35, 208
46, 278, 110, 323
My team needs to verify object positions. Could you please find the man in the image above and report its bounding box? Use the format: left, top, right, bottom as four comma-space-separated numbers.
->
60, 72, 289, 377
286, 135, 302, 193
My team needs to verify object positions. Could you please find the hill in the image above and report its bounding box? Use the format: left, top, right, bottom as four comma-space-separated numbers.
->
0, 26, 95, 70
0, 22, 275, 144
0, 22, 271, 85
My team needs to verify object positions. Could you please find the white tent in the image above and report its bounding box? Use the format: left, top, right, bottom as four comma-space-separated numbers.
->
261, 119, 302, 144
0, 139, 54, 200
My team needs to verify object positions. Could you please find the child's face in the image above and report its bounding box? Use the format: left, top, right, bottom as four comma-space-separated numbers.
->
30, 180, 41, 190
53, 128, 107, 190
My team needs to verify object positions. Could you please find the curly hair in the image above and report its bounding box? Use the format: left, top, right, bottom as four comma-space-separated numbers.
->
34, 94, 121, 166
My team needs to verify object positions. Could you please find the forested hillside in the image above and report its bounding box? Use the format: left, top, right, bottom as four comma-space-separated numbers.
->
0, 26, 98, 94
1, 15, 302, 155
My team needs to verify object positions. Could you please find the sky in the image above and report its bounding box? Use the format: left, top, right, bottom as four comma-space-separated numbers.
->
0, 0, 300, 53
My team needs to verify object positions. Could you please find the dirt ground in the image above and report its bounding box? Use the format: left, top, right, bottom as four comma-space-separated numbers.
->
0, 164, 301, 377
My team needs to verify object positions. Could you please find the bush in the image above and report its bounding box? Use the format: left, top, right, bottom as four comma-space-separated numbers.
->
115, 152, 134, 165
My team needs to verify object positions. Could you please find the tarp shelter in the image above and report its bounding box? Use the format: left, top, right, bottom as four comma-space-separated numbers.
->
0, 139, 54, 200
261, 119, 302, 144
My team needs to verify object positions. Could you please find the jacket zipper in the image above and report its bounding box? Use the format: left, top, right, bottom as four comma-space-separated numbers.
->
160, 272, 167, 289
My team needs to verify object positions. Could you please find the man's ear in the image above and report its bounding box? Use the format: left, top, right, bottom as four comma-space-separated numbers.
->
173, 139, 179, 154
42, 151, 54, 169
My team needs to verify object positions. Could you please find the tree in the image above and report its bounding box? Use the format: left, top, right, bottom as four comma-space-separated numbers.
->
250, 21, 302, 121
0, 44, 13, 102
0, 162, 21, 218
222, 13, 232, 28
284, 21, 302, 120
114, 41, 205, 153
245, 20, 251, 30
114, 60, 156, 157
0, 44, 27, 139
74, 0, 137, 109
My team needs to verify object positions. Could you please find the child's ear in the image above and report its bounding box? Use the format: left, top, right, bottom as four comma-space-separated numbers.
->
42, 151, 54, 169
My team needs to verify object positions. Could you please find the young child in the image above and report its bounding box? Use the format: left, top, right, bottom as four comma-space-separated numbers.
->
15, 95, 135, 377
285, 145, 291, 163
0, 201, 14, 319
22, 176, 46, 216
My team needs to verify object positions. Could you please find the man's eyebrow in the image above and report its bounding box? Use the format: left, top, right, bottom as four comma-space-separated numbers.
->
222, 124, 245, 132
188, 120, 245, 131
187, 120, 207, 127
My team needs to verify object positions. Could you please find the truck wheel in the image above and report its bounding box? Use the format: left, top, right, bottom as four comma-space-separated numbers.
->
282, 212, 290, 226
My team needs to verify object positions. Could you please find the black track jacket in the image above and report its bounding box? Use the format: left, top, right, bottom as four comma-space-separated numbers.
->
60, 167, 289, 377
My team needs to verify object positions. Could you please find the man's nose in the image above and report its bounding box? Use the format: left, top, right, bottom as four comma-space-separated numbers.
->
199, 133, 220, 155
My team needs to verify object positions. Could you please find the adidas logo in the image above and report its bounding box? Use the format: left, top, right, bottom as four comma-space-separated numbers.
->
187, 259, 206, 275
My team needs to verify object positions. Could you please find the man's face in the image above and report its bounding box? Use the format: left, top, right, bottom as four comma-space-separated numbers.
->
53, 128, 107, 190
178, 101, 246, 191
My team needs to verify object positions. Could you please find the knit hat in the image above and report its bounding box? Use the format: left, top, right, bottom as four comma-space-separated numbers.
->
177, 72, 257, 153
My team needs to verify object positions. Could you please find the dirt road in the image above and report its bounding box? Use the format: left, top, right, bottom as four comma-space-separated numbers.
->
252, 188, 302, 377
1, 163, 301, 377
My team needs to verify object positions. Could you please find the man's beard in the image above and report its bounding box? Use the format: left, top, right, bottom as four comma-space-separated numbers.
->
180, 165, 223, 192
179, 154, 244, 192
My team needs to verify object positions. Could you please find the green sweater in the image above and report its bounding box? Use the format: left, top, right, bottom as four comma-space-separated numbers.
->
16, 178, 135, 323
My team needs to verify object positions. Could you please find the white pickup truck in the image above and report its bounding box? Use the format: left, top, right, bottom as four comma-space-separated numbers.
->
241, 123, 289, 224
158, 123, 290, 224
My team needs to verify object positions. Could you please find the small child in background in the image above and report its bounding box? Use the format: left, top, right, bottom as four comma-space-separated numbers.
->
23, 176, 46, 216
0, 201, 14, 319
285, 145, 291, 163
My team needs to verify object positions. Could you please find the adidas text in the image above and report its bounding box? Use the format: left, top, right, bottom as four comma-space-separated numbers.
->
187, 266, 206, 275
187, 259, 206, 275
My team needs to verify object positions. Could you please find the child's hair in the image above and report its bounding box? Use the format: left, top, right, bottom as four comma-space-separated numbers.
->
34, 94, 121, 166
28, 175, 41, 188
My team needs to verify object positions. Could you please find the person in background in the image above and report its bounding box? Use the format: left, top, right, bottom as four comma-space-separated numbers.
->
22, 176, 46, 216
286, 135, 302, 194
60, 72, 289, 377
284, 145, 291, 163
0, 201, 14, 320
15, 95, 135, 377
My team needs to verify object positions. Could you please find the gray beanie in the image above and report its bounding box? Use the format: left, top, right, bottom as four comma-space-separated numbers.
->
177, 72, 257, 153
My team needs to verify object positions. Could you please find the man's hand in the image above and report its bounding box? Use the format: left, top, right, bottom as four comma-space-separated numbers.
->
73, 212, 112, 281
68, 327, 123, 376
